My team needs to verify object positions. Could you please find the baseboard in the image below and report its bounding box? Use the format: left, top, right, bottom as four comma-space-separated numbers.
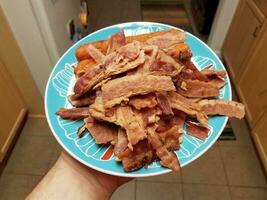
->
0, 108, 27, 174
29, 114, 46, 119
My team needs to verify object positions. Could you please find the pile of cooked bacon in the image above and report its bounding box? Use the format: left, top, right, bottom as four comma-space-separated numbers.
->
56, 29, 245, 172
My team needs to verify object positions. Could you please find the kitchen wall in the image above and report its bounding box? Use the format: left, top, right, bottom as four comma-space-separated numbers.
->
0, 0, 80, 96
0, 0, 53, 95
208, 0, 240, 55
34, 0, 80, 57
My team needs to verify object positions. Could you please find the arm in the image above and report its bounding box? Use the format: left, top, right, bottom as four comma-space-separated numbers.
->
27, 152, 130, 200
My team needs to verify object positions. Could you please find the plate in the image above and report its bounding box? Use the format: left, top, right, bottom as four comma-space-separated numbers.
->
45, 22, 231, 177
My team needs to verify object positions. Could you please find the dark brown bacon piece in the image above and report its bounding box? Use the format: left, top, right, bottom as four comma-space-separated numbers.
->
156, 93, 174, 116
56, 107, 90, 120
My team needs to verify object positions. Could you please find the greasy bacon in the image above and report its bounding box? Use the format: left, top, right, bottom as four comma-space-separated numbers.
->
147, 126, 180, 171
182, 60, 209, 81
56, 107, 90, 120
87, 44, 105, 63
201, 69, 227, 78
117, 140, 154, 171
156, 93, 173, 115
167, 92, 208, 127
177, 79, 220, 98
68, 93, 96, 107
84, 116, 117, 144
129, 94, 157, 110
114, 128, 128, 156
146, 31, 185, 49
102, 74, 176, 108
107, 30, 126, 54
115, 106, 147, 149
198, 99, 245, 119
57, 29, 246, 173
74, 42, 145, 96
157, 112, 185, 150
186, 121, 209, 141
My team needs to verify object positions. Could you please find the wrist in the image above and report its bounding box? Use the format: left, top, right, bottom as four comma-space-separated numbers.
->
58, 152, 115, 199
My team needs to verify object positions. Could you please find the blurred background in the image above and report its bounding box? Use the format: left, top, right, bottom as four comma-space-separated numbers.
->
0, 0, 266, 199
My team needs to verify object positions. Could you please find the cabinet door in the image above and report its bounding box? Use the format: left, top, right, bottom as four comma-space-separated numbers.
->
253, 111, 267, 172
0, 60, 27, 162
222, 0, 263, 82
238, 25, 267, 128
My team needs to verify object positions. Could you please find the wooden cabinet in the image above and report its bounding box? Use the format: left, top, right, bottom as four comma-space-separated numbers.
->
0, 60, 27, 162
238, 27, 267, 127
253, 0, 267, 16
222, 0, 267, 172
253, 112, 267, 171
222, 0, 264, 82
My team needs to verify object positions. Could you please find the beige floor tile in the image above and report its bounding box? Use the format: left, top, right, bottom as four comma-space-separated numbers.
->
136, 181, 182, 200
137, 171, 181, 183
183, 184, 231, 200
230, 187, 267, 200
22, 118, 52, 137
218, 118, 253, 147
111, 180, 135, 200
220, 146, 267, 187
0, 174, 42, 200
182, 145, 227, 185
4, 135, 57, 175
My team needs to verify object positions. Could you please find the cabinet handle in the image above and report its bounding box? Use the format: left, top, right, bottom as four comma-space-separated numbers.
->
253, 25, 261, 38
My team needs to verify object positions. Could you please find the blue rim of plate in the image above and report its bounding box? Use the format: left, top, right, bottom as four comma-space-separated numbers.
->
45, 22, 232, 177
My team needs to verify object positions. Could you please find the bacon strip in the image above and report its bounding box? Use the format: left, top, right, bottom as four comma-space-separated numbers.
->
117, 140, 154, 171
157, 112, 185, 151
128, 94, 157, 110
178, 79, 219, 98
102, 74, 176, 108
201, 69, 227, 78
186, 121, 209, 141
167, 92, 208, 127
84, 116, 117, 144
147, 126, 180, 171
146, 31, 185, 49
182, 60, 209, 81
107, 30, 126, 54
198, 99, 245, 119
68, 93, 96, 107
115, 106, 147, 149
114, 128, 128, 157
56, 107, 90, 120
87, 44, 105, 63
156, 93, 173, 115
74, 42, 145, 96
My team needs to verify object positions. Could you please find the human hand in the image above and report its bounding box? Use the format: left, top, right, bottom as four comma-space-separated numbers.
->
27, 151, 132, 200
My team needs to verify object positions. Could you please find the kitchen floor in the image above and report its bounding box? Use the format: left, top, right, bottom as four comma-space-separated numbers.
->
0, 116, 266, 199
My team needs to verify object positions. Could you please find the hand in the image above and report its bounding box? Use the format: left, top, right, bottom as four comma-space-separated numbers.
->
27, 151, 132, 200
60, 151, 132, 194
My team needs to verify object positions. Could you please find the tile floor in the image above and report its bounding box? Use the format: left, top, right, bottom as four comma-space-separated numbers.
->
0, 117, 266, 200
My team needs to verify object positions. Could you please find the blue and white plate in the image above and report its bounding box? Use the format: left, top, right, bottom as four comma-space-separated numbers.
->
45, 22, 231, 177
